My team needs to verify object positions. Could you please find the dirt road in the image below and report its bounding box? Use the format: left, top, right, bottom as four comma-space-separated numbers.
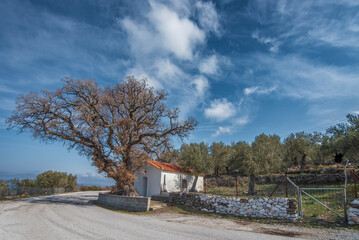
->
0, 191, 343, 240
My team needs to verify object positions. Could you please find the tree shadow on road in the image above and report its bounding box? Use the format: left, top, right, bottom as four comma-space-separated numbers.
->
26, 193, 99, 207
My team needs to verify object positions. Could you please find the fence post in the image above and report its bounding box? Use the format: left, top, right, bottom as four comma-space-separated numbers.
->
298, 188, 302, 217
235, 175, 238, 196
285, 171, 288, 198
204, 177, 206, 194
343, 188, 348, 223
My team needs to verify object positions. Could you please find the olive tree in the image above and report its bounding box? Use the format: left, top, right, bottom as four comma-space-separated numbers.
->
230, 134, 282, 195
323, 114, 359, 163
7, 76, 197, 196
179, 142, 210, 192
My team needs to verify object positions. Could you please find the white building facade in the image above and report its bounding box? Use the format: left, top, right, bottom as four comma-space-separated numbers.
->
134, 161, 204, 197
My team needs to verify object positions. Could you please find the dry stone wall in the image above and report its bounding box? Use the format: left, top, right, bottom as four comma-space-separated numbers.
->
169, 192, 298, 220
348, 199, 359, 225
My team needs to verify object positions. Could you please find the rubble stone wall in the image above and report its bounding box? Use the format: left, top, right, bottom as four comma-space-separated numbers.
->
169, 192, 298, 220
348, 199, 359, 225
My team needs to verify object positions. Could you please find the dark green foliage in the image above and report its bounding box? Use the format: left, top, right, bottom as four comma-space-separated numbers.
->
36, 171, 77, 190
0, 179, 9, 197
19, 178, 38, 188
179, 142, 211, 175
283, 132, 325, 169
210, 142, 231, 176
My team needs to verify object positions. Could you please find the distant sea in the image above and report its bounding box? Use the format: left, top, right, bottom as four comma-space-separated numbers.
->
0, 171, 115, 186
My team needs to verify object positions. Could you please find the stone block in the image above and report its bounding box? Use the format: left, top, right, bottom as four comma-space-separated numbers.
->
98, 193, 150, 212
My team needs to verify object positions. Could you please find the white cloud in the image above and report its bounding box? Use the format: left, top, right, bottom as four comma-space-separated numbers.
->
244, 86, 276, 96
236, 116, 249, 125
244, 86, 258, 95
192, 75, 209, 98
199, 55, 218, 75
195, 1, 221, 36
120, 18, 159, 56
148, 1, 205, 60
154, 58, 183, 78
212, 126, 231, 137
204, 98, 236, 122
120, 1, 207, 62
118, 1, 222, 119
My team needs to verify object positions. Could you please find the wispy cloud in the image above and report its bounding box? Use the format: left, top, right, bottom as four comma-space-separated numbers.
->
248, 1, 359, 50
245, 54, 359, 100
0, 117, 6, 129
251, 30, 280, 53
0, 84, 19, 94
195, 1, 221, 36
0, 98, 15, 111
244, 86, 276, 96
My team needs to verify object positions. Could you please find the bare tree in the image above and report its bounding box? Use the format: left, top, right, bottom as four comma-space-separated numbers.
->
7, 76, 197, 196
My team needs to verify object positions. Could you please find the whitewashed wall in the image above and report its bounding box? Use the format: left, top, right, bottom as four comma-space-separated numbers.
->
161, 172, 204, 192
135, 165, 204, 197
134, 166, 161, 197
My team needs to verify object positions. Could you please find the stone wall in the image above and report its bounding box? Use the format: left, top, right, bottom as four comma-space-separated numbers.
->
348, 199, 359, 225
98, 193, 150, 212
169, 192, 298, 220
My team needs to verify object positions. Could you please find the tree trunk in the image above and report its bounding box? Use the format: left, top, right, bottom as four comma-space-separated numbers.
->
116, 181, 139, 196
190, 175, 199, 192
247, 174, 255, 196
300, 154, 306, 172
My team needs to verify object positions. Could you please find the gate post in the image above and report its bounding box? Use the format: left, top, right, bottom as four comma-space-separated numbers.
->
298, 188, 302, 217
285, 171, 288, 198
343, 188, 348, 223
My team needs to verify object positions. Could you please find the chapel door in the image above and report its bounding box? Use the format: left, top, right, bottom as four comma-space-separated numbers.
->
143, 177, 148, 197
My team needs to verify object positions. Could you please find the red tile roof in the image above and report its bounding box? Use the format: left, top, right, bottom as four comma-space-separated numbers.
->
148, 160, 205, 176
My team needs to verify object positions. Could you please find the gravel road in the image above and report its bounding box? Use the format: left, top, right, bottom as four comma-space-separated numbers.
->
0, 192, 356, 240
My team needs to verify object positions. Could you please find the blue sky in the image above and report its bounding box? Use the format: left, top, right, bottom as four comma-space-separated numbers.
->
1, 0, 359, 185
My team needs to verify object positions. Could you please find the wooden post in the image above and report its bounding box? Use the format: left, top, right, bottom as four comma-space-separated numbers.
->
285, 171, 288, 198
354, 169, 358, 199
235, 175, 238, 196
204, 177, 206, 194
